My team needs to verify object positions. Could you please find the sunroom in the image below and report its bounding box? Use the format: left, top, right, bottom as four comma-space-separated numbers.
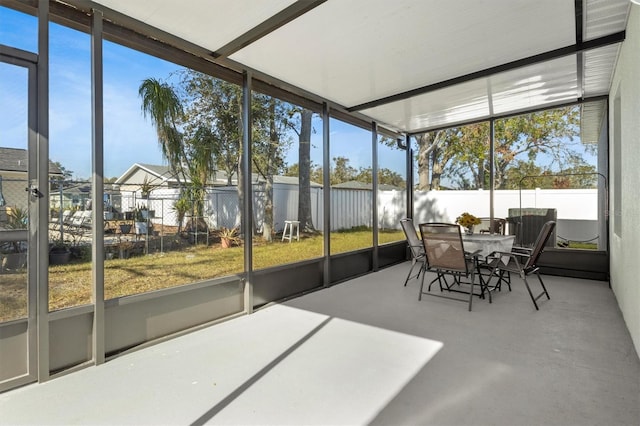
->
0, 0, 638, 416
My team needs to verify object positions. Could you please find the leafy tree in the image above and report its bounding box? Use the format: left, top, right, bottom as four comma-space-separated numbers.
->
414, 129, 463, 190
502, 160, 544, 189
414, 106, 588, 190
284, 162, 322, 185
175, 71, 249, 233
353, 167, 406, 188
288, 158, 404, 188
138, 78, 187, 184
139, 76, 219, 227
179, 72, 242, 185
295, 109, 316, 232
494, 107, 581, 189
251, 94, 293, 241
331, 156, 357, 185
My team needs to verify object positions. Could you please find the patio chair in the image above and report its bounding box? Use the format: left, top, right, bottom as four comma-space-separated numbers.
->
66, 210, 92, 238
400, 218, 427, 286
401, 218, 453, 290
484, 221, 556, 310
476, 217, 506, 235
418, 222, 487, 311
49, 209, 72, 231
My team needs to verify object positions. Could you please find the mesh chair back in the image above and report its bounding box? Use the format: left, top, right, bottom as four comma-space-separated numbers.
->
524, 221, 556, 270
400, 218, 424, 258
477, 217, 506, 234
419, 223, 469, 274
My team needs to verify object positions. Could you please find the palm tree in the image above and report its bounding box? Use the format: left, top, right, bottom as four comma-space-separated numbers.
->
138, 78, 188, 183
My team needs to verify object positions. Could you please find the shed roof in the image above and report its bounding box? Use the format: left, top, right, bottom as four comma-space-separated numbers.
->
0, 147, 63, 175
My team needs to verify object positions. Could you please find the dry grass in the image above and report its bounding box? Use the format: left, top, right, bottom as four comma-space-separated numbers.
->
0, 230, 404, 322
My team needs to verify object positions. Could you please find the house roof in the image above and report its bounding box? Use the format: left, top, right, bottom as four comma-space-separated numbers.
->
332, 180, 401, 191
60, 0, 630, 142
0, 147, 63, 175
116, 163, 322, 188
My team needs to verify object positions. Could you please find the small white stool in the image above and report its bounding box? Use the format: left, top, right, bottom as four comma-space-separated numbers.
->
281, 220, 300, 242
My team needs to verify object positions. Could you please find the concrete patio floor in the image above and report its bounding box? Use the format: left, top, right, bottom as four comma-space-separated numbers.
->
1, 262, 639, 425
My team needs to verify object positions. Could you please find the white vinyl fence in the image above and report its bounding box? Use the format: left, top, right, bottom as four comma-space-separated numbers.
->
119, 186, 601, 243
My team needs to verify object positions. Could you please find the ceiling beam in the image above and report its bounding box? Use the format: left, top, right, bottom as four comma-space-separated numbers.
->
348, 31, 625, 113
575, 0, 585, 98
406, 94, 609, 137
213, 0, 327, 59
575, 0, 584, 44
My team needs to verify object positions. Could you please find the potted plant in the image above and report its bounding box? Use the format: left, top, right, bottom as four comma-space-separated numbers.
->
49, 236, 71, 265
133, 205, 148, 235
217, 227, 240, 248
2, 206, 28, 271
119, 222, 132, 234
139, 176, 153, 199
456, 212, 481, 235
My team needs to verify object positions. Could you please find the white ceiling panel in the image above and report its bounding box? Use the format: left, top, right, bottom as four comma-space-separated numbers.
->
77, 0, 630, 135
583, 44, 620, 96
229, 0, 575, 108
584, 0, 630, 40
581, 99, 607, 144
94, 0, 295, 52
360, 79, 490, 133
360, 56, 580, 134
490, 56, 578, 115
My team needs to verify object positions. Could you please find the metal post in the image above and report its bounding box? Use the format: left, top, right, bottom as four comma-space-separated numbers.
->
322, 102, 330, 287
489, 119, 495, 233
91, 9, 105, 364
406, 135, 413, 219
36, 0, 50, 382
371, 122, 379, 272
242, 71, 253, 313
58, 184, 64, 242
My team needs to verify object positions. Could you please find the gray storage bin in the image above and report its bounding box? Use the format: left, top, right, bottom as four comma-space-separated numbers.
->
507, 208, 557, 248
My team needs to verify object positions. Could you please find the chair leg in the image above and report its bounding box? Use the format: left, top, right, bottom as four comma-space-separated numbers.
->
536, 271, 551, 300
522, 271, 550, 310
522, 275, 539, 310
403, 259, 418, 286
493, 270, 511, 292
404, 259, 426, 287
418, 269, 426, 300
468, 271, 475, 311
502, 271, 512, 291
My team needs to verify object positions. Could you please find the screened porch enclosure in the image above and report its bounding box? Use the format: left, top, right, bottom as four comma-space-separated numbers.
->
0, 0, 638, 400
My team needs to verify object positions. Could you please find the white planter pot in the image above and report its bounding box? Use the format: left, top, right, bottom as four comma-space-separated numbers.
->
134, 222, 148, 235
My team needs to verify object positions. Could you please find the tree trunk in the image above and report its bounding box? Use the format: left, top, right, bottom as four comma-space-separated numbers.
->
263, 175, 274, 242
261, 98, 277, 242
415, 132, 445, 191
298, 109, 315, 232
236, 93, 251, 238
237, 122, 245, 237
477, 159, 485, 189
416, 134, 431, 190
431, 145, 443, 190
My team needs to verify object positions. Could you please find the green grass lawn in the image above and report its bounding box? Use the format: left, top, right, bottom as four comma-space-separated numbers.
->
1, 230, 405, 322
1, 230, 601, 323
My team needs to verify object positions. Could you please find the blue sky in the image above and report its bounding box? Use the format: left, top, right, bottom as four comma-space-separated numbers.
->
0, 6, 405, 181
3, 6, 591, 185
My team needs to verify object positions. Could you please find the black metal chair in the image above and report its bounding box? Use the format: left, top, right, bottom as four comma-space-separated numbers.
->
400, 218, 426, 286
476, 217, 507, 235
418, 222, 487, 311
485, 221, 556, 310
